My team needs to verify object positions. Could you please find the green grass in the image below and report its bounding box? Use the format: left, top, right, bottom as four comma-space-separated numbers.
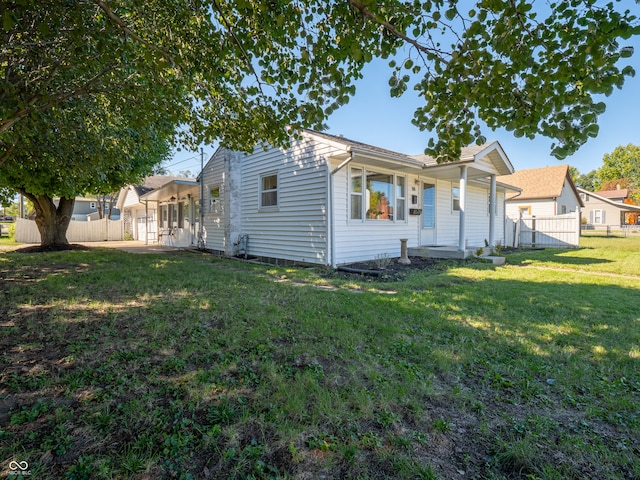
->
505, 234, 640, 277
1, 238, 639, 479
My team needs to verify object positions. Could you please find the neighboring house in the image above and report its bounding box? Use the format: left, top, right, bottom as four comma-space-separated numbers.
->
116, 176, 199, 245
200, 130, 517, 267
578, 187, 640, 227
593, 187, 630, 204
497, 165, 583, 219
51, 196, 120, 221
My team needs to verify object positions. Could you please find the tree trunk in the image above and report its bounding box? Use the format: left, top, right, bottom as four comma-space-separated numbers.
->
22, 192, 75, 246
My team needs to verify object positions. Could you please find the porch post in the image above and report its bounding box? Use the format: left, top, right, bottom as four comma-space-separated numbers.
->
489, 174, 496, 247
458, 165, 467, 252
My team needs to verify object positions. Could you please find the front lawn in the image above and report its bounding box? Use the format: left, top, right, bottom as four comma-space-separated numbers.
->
1, 239, 638, 479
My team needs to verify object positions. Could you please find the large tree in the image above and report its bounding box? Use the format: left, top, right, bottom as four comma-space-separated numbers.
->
597, 144, 640, 202
1, 1, 639, 245
0, 93, 173, 245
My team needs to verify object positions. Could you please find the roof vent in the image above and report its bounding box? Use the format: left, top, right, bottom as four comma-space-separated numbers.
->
335, 134, 344, 138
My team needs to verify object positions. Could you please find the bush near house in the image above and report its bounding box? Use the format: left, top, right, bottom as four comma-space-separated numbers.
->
1, 237, 639, 479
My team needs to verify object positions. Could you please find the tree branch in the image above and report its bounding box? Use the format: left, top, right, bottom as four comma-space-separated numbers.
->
348, 0, 450, 65
210, 0, 265, 94
0, 66, 114, 134
93, 0, 176, 66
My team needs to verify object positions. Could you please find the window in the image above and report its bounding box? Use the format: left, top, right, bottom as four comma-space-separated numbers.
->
423, 183, 435, 228
593, 209, 605, 224
170, 203, 178, 227
162, 205, 168, 228
260, 174, 278, 208
519, 206, 531, 216
561, 205, 567, 214
452, 186, 460, 211
396, 176, 406, 221
209, 186, 220, 213
350, 168, 363, 220
177, 202, 184, 228
348, 167, 406, 222
366, 171, 393, 219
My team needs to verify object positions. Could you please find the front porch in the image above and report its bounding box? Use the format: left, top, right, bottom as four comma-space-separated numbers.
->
408, 245, 506, 265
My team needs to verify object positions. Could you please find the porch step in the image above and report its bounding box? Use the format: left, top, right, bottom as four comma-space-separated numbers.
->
408, 246, 475, 259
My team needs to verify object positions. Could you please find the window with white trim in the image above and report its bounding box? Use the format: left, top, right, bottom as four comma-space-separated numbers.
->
348, 167, 406, 222
593, 209, 605, 224
209, 186, 221, 213
396, 176, 406, 221
452, 186, 460, 211
350, 168, 363, 220
260, 174, 278, 208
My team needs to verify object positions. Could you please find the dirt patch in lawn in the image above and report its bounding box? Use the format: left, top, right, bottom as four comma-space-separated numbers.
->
8, 243, 93, 254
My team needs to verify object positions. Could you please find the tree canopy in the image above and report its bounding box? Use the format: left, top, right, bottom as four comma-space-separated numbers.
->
598, 143, 640, 202
2, 1, 639, 160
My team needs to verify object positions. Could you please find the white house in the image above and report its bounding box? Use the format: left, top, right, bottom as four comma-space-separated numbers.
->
116, 176, 199, 245
497, 165, 583, 219
199, 130, 517, 267
578, 187, 640, 228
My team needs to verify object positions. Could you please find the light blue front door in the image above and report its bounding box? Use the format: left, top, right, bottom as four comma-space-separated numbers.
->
421, 182, 436, 245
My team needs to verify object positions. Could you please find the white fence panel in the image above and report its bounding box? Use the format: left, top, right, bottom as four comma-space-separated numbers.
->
517, 212, 580, 248
15, 218, 39, 243
504, 218, 516, 247
15, 218, 123, 243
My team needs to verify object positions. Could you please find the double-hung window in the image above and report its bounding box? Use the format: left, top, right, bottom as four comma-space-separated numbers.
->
396, 177, 406, 221
260, 173, 278, 208
349, 167, 406, 222
593, 209, 605, 224
209, 186, 221, 213
350, 168, 363, 220
452, 186, 461, 211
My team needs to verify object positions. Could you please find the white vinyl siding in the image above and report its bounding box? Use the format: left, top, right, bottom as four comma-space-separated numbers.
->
556, 179, 581, 214
505, 199, 557, 218
240, 140, 329, 264
434, 180, 505, 247
202, 148, 230, 253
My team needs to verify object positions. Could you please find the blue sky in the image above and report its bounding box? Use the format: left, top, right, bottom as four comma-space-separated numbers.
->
166, 16, 640, 177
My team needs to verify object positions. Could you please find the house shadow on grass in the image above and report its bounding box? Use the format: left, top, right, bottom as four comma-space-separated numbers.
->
506, 250, 613, 267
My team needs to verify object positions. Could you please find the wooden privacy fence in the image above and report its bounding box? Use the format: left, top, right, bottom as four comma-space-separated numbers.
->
15, 218, 124, 243
505, 212, 580, 248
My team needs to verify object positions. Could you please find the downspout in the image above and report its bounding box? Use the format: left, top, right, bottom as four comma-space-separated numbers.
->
144, 200, 148, 245
199, 147, 205, 249
328, 148, 354, 268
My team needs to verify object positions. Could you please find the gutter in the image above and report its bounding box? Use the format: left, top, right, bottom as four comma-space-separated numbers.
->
328, 147, 354, 268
